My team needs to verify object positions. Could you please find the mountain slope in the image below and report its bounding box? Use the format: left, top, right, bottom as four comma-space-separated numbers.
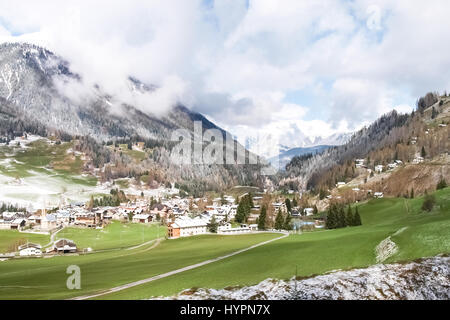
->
0, 42, 224, 141
284, 93, 450, 193
0, 42, 263, 193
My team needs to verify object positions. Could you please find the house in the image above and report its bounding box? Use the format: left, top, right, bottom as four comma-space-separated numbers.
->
167, 217, 208, 239
375, 165, 384, 173
374, 192, 384, 199
352, 188, 361, 192
303, 208, 315, 216
27, 215, 42, 225
217, 223, 252, 235
74, 211, 96, 227
438, 123, 447, 127
291, 210, 300, 217
413, 156, 424, 164
150, 203, 170, 218
133, 142, 145, 151
272, 202, 287, 213
41, 214, 57, 230
132, 214, 152, 224
355, 159, 365, 168
387, 163, 397, 170
18, 243, 42, 257
51, 239, 77, 254
336, 182, 346, 188
10, 218, 26, 230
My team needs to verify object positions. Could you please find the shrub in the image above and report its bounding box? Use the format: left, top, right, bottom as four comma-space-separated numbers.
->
421, 193, 436, 212
437, 178, 447, 190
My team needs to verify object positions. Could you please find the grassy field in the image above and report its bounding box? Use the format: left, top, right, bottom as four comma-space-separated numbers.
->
0, 138, 99, 207
0, 188, 448, 300
0, 230, 50, 253
101, 188, 450, 299
0, 233, 279, 299
56, 222, 166, 251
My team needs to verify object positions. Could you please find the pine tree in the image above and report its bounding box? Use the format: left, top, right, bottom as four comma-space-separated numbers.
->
235, 202, 246, 223
285, 198, 292, 213
258, 205, 267, 230
313, 205, 318, 215
326, 205, 336, 229
292, 198, 298, 208
353, 207, 362, 226
437, 177, 447, 190
346, 205, 353, 226
207, 215, 218, 233
338, 206, 346, 228
421, 146, 426, 158
410, 188, 414, 199
275, 209, 284, 230
283, 213, 292, 230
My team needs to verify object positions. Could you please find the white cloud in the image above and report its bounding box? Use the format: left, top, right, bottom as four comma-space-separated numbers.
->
0, 0, 449, 149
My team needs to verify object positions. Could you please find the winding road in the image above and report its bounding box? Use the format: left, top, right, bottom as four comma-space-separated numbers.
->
70, 231, 289, 300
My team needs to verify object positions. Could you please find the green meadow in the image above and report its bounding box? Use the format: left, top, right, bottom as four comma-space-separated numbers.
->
102, 188, 450, 299
0, 231, 50, 253
0, 233, 279, 299
0, 188, 448, 300
56, 222, 166, 251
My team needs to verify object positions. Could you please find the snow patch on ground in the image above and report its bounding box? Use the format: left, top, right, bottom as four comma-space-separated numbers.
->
155, 256, 450, 300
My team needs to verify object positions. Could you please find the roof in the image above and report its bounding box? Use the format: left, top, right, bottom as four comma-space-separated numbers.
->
151, 203, 167, 211
54, 239, 76, 249
18, 243, 42, 250
171, 217, 208, 228
133, 214, 150, 219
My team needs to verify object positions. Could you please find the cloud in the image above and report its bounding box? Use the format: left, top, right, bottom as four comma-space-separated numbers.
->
0, 0, 449, 148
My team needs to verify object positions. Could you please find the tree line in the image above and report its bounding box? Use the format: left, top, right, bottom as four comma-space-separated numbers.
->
325, 204, 362, 229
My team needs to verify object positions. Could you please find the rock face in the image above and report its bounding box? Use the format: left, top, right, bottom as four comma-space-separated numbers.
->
158, 256, 450, 300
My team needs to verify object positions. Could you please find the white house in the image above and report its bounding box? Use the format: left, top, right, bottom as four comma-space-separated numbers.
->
413, 156, 424, 164
375, 165, 384, 173
303, 208, 315, 216
336, 182, 346, 188
41, 214, 57, 230
217, 223, 252, 235
355, 159, 365, 168
18, 243, 42, 257
387, 163, 398, 169
374, 192, 384, 199
132, 214, 152, 224
167, 217, 208, 238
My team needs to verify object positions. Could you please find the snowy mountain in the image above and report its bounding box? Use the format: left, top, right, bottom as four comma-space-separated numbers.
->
266, 132, 352, 170
0, 42, 224, 141
269, 145, 331, 170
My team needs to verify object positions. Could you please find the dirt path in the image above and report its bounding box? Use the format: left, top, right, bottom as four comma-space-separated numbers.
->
69, 232, 288, 300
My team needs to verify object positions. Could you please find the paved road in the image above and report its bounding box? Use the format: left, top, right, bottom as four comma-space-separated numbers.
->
43, 226, 65, 248
70, 232, 288, 300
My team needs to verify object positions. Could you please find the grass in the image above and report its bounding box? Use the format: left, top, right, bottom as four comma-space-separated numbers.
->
101, 188, 450, 299
0, 230, 50, 253
0, 233, 279, 299
110, 144, 146, 162
56, 222, 166, 251
0, 139, 97, 184
0, 188, 448, 300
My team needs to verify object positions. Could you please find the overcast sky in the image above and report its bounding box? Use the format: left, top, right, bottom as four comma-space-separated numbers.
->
1, 0, 450, 150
